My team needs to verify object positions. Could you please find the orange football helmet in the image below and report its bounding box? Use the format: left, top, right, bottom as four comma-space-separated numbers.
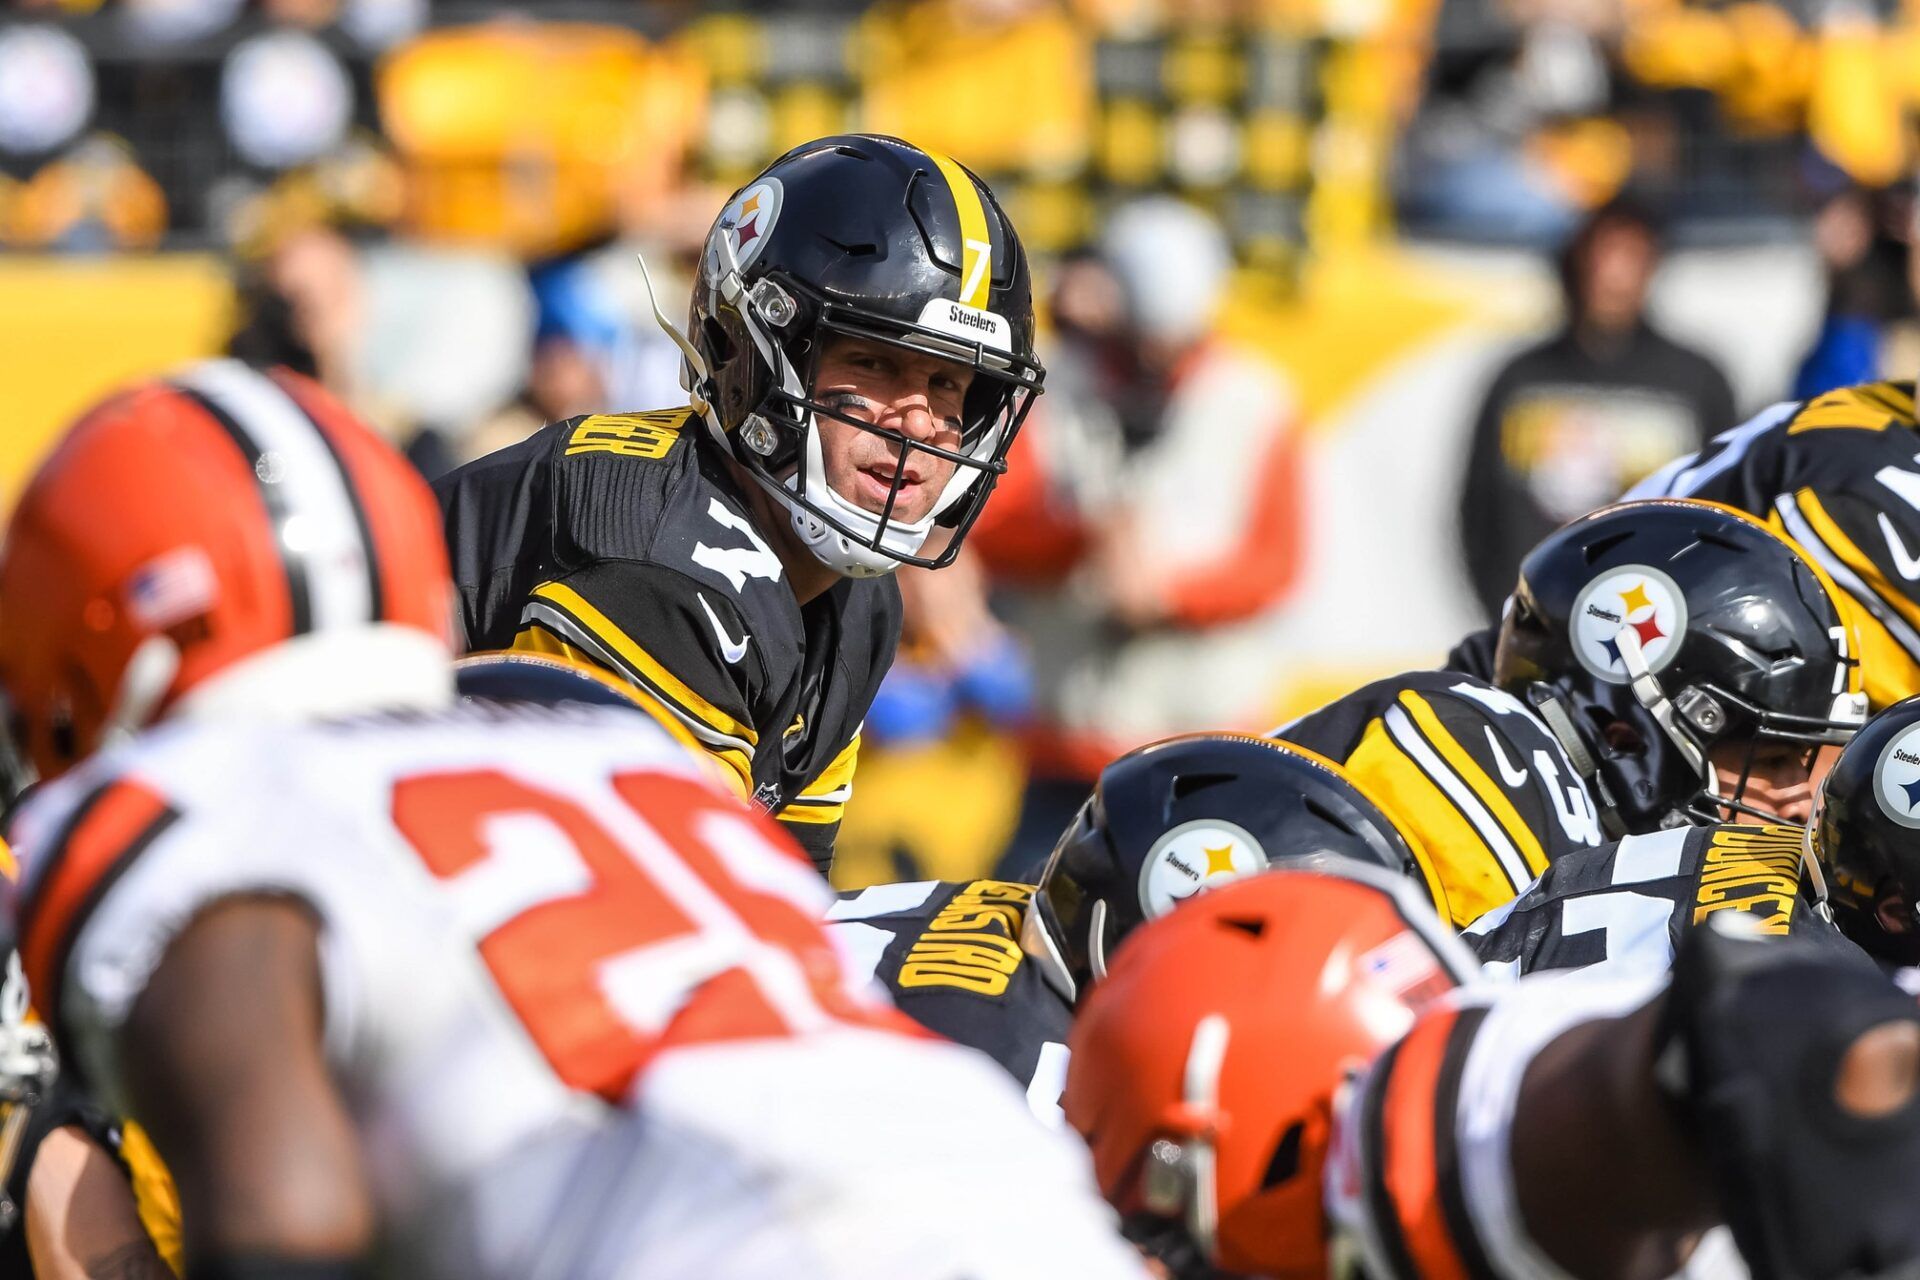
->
0, 360, 452, 781
1063, 861, 1476, 1280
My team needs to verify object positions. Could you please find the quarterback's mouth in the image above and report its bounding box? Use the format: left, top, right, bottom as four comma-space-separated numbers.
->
855, 463, 925, 514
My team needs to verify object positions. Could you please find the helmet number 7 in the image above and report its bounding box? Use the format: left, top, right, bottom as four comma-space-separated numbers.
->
962, 239, 993, 306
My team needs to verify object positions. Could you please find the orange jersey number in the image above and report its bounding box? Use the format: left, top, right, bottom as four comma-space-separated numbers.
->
392, 768, 878, 1100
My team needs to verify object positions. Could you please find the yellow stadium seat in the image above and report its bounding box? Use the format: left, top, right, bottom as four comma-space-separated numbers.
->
378, 23, 706, 257
857, 1, 1094, 177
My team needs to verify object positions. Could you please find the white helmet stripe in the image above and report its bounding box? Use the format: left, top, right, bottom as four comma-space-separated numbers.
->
174, 360, 376, 633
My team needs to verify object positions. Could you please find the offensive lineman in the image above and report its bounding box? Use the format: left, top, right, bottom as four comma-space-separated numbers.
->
0, 363, 1142, 1280
1486, 500, 1865, 832
1273, 668, 1604, 928
437, 135, 1043, 871
1281, 501, 1865, 932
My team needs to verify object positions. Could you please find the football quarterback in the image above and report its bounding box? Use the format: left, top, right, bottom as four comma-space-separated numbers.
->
437, 134, 1042, 870
0, 362, 1141, 1280
1068, 862, 1920, 1280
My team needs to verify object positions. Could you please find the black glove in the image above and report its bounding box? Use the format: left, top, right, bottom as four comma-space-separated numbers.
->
1659, 916, 1920, 1280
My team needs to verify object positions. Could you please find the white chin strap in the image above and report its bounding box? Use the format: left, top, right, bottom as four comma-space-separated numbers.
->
1615, 624, 1710, 783
1801, 807, 1837, 922
1018, 898, 1081, 1003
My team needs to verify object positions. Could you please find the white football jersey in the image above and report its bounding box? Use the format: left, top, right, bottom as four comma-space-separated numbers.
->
8, 701, 1144, 1280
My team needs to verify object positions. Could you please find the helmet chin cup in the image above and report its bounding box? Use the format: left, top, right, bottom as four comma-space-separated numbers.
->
787, 500, 910, 579
756, 457, 920, 578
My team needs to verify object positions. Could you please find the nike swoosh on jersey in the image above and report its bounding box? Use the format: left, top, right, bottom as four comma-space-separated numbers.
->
697, 592, 750, 664
1483, 726, 1529, 788
1879, 512, 1920, 581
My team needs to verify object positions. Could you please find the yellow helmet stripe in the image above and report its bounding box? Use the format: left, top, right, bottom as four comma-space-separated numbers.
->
926, 149, 993, 309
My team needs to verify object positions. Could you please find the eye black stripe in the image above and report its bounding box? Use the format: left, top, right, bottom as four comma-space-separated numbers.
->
174, 386, 315, 636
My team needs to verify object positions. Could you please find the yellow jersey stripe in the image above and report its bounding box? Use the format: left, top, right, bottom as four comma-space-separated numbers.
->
1379, 703, 1531, 894
795, 732, 860, 801
1787, 381, 1915, 433
1790, 493, 1920, 637
779, 732, 860, 825
1398, 691, 1548, 878
1346, 721, 1510, 928
510, 626, 754, 797
120, 1119, 185, 1276
777, 803, 844, 826
525, 582, 759, 748
1765, 504, 1866, 701
1774, 494, 1920, 707
927, 149, 992, 309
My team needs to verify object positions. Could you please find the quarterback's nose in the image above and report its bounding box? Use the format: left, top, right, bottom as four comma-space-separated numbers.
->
887, 397, 939, 442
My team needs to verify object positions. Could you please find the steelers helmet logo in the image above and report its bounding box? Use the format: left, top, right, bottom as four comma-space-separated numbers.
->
1138, 820, 1268, 920
1570, 565, 1687, 685
1873, 723, 1920, 831
708, 178, 783, 278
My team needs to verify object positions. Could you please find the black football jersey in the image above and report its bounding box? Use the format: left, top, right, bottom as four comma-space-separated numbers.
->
1626, 381, 1920, 709
826, 878, 1073, 1121
435, 409, 902, 870
1275, 670, 1603, 928
1462, 823, 1866, 976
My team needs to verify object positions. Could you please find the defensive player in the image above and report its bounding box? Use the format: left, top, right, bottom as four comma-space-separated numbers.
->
1627, 380, 1920, 708
826, 732, 1423, 1117
0, 362, 1142, 1280
1466, 692, 1920, 978
437, 134, 1043, 870
1067, 863, 1920, 1280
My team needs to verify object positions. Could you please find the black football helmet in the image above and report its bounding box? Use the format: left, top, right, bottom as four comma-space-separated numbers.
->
1495, 499, 1866, 834
1020, 733, 1419, 1002
669, 134, 1042, 578
1809, 694, 1920, 965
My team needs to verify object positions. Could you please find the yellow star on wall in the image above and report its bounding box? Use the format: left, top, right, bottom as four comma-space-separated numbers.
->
1618, 582, 1652, 614
1204, 844, 1237, 875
